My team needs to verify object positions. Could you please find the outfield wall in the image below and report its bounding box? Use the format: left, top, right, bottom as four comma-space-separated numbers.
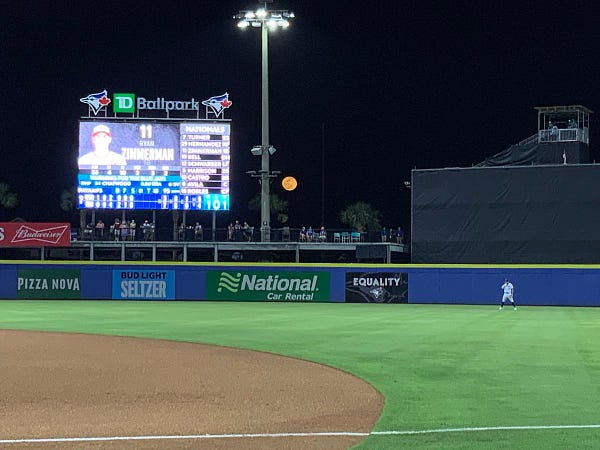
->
1, 262, 600, 306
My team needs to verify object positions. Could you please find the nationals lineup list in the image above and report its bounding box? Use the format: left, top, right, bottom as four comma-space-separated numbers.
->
179, 123, 230, 196
77, 121, 230, 211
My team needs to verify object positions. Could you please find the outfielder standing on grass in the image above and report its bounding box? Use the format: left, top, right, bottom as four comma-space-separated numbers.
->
500, 278, 517, 310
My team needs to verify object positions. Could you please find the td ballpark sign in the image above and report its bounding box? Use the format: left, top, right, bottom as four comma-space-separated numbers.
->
80, 89, 232, 117
207, 270, 330, 302
113, 93, 202, 114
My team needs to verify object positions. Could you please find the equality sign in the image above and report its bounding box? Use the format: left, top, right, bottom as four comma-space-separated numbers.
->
345, 272, 408, 303
0, 223, 71, 247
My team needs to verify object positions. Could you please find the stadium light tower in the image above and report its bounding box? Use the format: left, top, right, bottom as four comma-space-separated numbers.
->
235, 2, 294, 242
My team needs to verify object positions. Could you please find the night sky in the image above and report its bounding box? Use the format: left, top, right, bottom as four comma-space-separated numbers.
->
2, 1, 600, 230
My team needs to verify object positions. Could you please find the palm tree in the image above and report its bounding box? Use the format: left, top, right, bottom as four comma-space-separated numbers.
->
59, 188, 78, 213
248, 193, 289, 225
0, 183, 18, 209
60, 187, 84, 230
340, 201, 381, 232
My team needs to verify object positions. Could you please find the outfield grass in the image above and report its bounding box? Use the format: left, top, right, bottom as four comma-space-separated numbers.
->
1, 301, 599, 448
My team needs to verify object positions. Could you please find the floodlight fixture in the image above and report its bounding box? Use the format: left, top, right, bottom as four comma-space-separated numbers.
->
235, 2, 294, 242
235, 4, 295, 30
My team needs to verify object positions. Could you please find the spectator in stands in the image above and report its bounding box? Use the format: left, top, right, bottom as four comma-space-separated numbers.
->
149, 222, 156, 241
113, 219, 121, 241
381, 227, 388, 242
299, 226, 307, 242
234, 220, 242, 241
242, 221, 252, 241
194, 223, 203, 241
395, 226, 404, 244
142, 220, 152, 241
95, 220, 105, 239
549, 121, 559, 141
306, 226, 314, 242
120, 220, 129, 241
129, 219, 136, 241
83, 223, 93, 240
227, 223, 234, 241
318, 226, 327, 242
185, 224, 194, 241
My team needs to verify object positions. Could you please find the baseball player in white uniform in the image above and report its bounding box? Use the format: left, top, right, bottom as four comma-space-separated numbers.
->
500, 278, 516, 310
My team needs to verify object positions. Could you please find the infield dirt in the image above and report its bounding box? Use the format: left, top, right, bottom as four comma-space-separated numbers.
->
0, 330, 383, 449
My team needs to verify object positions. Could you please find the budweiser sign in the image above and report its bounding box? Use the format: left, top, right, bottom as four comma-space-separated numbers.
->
0, 223, 71, 247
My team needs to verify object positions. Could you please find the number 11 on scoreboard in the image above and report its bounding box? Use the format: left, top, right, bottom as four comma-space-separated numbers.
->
139, 124, 153, 139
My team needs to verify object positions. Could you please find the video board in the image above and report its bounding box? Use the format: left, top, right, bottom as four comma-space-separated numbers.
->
77, 120, 230, 210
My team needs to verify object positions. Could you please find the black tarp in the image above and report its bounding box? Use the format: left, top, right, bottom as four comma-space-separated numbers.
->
411, 164, 600, 263
476, 141, 589, 166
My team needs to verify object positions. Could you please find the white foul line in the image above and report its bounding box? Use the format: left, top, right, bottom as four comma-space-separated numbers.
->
0, 432, 367, 444
372, 424, 600, 435
2, 425, 600, 444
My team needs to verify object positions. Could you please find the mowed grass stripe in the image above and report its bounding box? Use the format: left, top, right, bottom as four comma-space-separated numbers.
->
1, 302, 600, 449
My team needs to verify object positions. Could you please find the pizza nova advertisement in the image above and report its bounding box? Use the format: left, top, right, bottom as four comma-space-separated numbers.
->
206, 270, 330, 302
0, 223, 71, 247
17, 268, 81, 299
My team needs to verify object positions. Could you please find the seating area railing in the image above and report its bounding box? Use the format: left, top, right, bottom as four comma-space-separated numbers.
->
75, 227, 405, 244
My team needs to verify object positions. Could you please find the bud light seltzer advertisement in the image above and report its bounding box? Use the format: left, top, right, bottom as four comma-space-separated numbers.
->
17, 268, 81, 299
207, 270, 330, 302
345, 272, 408, 303
112, 270, 175, 300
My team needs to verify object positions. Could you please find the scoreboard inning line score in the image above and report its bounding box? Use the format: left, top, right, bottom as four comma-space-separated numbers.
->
77, 120, 230, 211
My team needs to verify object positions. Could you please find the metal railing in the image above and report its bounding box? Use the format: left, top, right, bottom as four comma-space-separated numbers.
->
538, 127, 588, 144
518, 133, 539, 146
75, 227, 407, 245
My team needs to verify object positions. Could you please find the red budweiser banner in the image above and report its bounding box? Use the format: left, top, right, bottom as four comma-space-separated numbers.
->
0, 223, 71, 247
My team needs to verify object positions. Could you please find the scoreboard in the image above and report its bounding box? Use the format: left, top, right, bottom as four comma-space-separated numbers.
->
77, 120, 230, 210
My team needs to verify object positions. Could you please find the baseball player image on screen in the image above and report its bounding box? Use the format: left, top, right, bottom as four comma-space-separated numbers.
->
78, 124, 127, 166
499, 278, 517, 310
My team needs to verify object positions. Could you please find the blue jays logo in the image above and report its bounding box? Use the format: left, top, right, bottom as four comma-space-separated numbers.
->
369, 287, 385, 299
202, 93, 233, 117
80, 90, 112, 115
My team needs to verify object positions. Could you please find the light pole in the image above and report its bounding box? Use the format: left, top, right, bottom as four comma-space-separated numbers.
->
235, 2, 294, 242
